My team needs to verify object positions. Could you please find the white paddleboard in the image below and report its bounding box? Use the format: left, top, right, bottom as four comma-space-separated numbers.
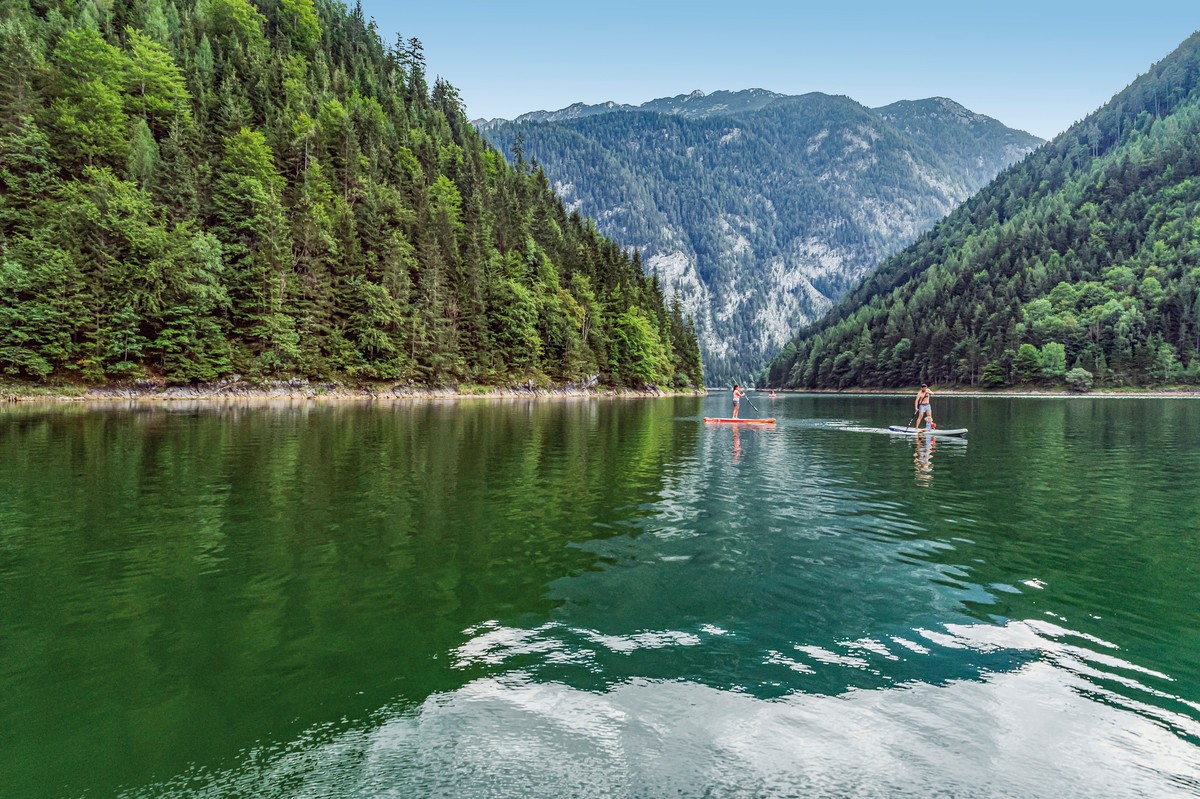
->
888, 426, 967, 436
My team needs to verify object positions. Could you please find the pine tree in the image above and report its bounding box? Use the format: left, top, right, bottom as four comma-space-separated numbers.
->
0, 0, 703, 388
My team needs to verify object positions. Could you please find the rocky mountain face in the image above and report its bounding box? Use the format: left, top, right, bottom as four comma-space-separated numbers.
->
479, 90, 1042, 384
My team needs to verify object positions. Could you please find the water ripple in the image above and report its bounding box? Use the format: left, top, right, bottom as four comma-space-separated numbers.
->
4, 396, 1199, 797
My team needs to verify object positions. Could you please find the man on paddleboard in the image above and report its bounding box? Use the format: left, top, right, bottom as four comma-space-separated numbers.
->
732, 384, 744, 418
915, 384, 935, 431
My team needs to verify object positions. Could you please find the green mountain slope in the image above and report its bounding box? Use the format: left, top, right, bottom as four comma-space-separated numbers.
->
0, 0, 702, 389
481, 90, 1040, 385
766, 31, 1200, 391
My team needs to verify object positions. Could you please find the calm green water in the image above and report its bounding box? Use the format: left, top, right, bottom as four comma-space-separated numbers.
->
1, 396, 1199, 798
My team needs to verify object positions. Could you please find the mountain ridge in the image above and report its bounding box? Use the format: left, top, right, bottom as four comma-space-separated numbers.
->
480, 89, 1042, 383
475, 89, 1026, 130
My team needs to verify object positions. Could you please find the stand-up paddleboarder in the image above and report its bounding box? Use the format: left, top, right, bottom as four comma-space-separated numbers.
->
915, 384, 936, 431
732, 384, 744, 419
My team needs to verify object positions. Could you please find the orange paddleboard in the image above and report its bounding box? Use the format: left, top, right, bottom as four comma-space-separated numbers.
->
703, 418, 776, 424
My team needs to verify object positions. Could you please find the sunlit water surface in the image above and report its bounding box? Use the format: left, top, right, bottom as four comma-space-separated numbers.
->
1, 395, 1198, 798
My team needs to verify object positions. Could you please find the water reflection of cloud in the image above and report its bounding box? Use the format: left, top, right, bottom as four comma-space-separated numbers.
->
791, 644, 871, 670
758, 617, 1198, 728
132, 660, 1200, 798
436, 614, 1200, 791
453, 620, 709, 670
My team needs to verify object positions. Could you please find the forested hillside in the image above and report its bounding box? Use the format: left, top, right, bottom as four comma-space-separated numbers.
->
766, 32, 1200, 391
0, 0, 702, 388
481, 91, 1040, 385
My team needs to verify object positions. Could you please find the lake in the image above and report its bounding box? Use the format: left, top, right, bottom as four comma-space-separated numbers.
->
1, 395, 1198, 798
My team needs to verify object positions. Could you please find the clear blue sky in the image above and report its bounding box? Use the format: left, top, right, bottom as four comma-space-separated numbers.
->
358, 1, 1199, 140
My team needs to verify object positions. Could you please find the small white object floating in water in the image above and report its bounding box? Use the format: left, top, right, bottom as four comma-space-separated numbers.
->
888, 426, 968, 436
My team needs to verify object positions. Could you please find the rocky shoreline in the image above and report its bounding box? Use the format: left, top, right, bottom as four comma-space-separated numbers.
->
7, 379, 1198, 403
0, 377, 702, 403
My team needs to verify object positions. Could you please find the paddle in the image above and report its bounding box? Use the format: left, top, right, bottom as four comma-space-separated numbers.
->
904, 410, 937, 431
742, 387, 761, 414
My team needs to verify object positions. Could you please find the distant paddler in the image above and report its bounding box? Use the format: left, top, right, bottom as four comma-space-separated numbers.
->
914, 383, 936, 431
731, 384, 744, 418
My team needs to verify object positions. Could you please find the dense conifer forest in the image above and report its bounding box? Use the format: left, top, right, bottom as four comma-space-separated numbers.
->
766, 33, 1200, 391
0, 0, 703, 389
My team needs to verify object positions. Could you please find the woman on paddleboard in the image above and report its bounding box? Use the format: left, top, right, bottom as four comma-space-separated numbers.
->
915, 384, 935, 431
732, 384, 744, 418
